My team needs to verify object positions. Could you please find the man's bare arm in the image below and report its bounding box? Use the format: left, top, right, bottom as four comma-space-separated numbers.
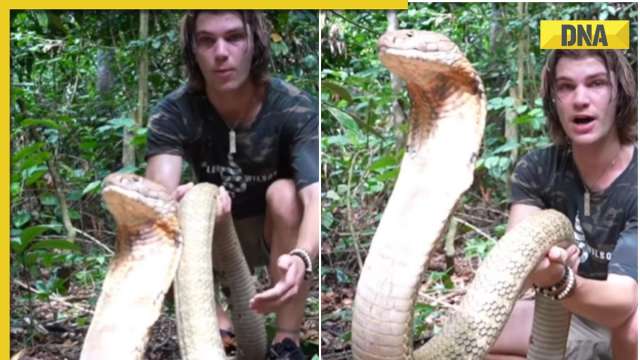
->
145, 154, 183, 193
295, 182, 320, 259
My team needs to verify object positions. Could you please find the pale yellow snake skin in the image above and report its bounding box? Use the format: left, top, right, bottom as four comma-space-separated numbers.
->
351, 30, 574, 360
80, 174, 266, 359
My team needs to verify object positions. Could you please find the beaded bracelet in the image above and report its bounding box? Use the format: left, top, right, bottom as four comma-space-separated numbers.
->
534, 265, 576, 301
533, 265, 570, 298
289, 248, 313, 280
556, 267, 576, 300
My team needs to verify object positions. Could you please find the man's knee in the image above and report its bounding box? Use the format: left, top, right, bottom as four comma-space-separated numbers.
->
265, 179, 302, 227
613, 306, 637, 348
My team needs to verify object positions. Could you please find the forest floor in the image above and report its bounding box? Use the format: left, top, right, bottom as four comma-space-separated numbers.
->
10, 269, 320, 360
320, 197, 509, 359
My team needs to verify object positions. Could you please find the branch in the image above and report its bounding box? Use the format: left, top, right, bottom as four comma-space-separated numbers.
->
453, 216, 497, 243
346, 151, 364, 271
13, 279, 94, 315
76, 228, 114, 255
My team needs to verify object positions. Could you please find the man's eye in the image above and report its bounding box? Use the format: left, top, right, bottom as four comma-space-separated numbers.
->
591, 79, 608, 87
196, 37, 215, 48
557, 83, 574, 91
227, 33, 245, 42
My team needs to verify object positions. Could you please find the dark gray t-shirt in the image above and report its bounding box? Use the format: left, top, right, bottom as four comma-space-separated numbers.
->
146, 78, 319, 219
511, 145, 637, 282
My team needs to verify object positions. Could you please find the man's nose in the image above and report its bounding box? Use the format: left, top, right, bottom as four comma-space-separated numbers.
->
572, 84, 589, 108
213, 39, 229, 60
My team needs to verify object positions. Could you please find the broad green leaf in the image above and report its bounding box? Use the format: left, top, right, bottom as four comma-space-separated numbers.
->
12, 212, 31, 228
108, 117, 135, 128
492, 140, 519, 154
39, 193, 58, 206
12, 142, 45, 163
369, 154, 397, 171
21, 118, 61, 130
24, 167, 48, 186
325, 190, 340, 201
15, 224, 61, 253
326, 107, 359, 133
321, 211, 334, 229
82, 180, 102, 196
374, 168, 399, 182
30, 239, 81, 252
322, 80, 352, 102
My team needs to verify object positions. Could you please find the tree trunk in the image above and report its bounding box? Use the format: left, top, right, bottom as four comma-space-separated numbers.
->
137, 10, 149, 128
122, 10, 149, 168
505, 3, 527, 167
47, 157, 77, 242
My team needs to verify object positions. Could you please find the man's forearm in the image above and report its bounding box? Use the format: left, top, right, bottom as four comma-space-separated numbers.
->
145, 154, 183, 193
564, 273, 637, 329
296, 182, 320, 259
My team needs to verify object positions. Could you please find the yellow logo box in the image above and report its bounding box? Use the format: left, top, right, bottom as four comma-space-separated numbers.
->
540, 20, 629, 49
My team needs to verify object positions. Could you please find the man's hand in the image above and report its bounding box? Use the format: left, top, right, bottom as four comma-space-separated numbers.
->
172, 182, 194, 201
530, 245, 580, 287
172, 183, 232, 222
249, 254, 307, 314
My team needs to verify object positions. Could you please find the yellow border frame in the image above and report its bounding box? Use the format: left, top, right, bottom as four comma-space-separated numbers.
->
7, 1, 407, 10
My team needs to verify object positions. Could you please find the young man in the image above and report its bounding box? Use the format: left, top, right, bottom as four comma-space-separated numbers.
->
487, 50, 637, 359
144, 11, 319, 359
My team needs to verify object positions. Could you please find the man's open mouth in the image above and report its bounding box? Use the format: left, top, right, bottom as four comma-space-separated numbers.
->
573, 115, 595, 125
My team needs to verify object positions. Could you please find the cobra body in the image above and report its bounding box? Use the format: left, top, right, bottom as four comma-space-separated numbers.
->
80, 173, 266, 359
351, 30, 574, 359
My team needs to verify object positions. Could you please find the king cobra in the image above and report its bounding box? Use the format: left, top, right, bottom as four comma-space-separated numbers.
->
80, 173, 267, 359
351, 30, 575, 359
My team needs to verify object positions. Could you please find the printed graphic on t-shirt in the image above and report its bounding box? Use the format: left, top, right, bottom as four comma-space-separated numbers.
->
574, 213, 611, 279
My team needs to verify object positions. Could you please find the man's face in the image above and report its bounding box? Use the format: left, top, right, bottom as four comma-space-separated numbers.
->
554, 56, 618, 146
193, 12, 254, 94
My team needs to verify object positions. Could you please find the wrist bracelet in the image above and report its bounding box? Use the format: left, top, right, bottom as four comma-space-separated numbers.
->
533, 265, 569, 298
534, 266, 576, 301
289, 248, 313, 280
556, 267, 576, 300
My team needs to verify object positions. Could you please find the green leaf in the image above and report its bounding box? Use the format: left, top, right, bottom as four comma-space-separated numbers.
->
375, 168, 399, 182
370, 154, 397, 171
341, 330, 352, 342
24, 166, 48, 186
322, 80, 352, 102
516, 105, 528, 114
67, 209, 80, 220
21, 118, 61, 130
108, 117, 135, 128
79, 139, 97, 151
326, 107, 360, 133
82, 180, 102, 196
492, 140, 519, 154
321, 211, 334, 229
30, 239, 81, 252
325, 190, 340, 201
14, 224, 61, 254
12, 212, 31, 228
12, 142, 45, 163
39, 193, 58, 206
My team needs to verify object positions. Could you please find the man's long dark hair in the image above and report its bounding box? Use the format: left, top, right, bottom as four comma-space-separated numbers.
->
180, 11, 272, 92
